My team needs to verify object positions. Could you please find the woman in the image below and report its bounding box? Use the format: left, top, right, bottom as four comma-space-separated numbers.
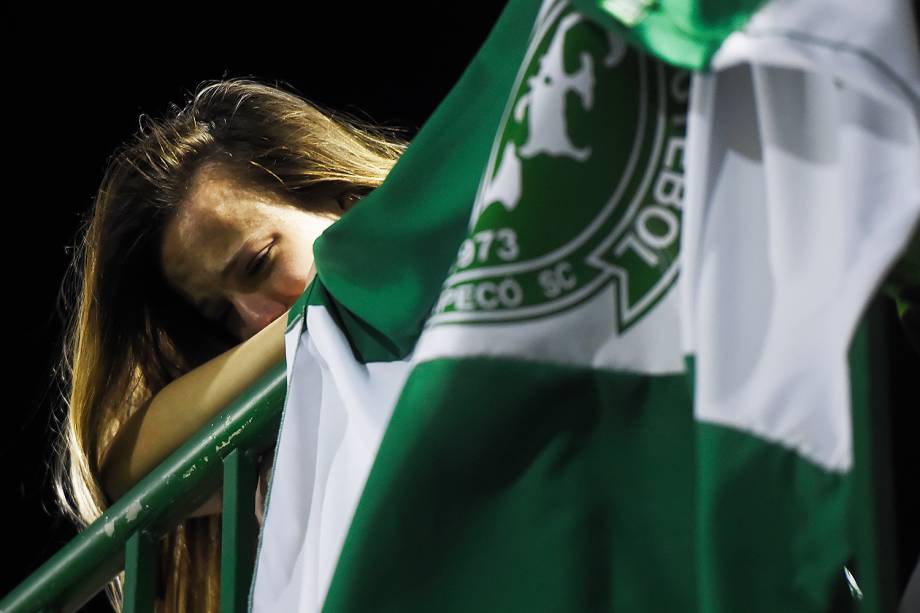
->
52, 77, 410, 613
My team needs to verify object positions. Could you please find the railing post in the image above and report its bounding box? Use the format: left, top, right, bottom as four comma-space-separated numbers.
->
124, 531, 158, 613
0, 362, 285, 613
220, 448, 259, 613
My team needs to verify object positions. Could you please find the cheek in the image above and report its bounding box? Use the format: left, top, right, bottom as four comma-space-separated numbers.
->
272, 243, 315, 295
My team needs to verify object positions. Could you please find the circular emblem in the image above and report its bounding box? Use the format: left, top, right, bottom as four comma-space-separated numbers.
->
429, 1, 689, 333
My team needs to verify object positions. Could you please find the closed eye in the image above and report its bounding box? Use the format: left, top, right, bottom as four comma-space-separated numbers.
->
247, 243, 273, 276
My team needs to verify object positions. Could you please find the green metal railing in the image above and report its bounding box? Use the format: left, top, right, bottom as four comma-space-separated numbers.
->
2, 283, 916, 612
1, 360, 286, 613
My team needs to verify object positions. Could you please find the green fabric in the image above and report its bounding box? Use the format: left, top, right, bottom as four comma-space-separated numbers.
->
300, 0, 771, 356
570, 0, 767, 69
324, 359, 697, 612
274, 1, 894, 610
306, 0, 543, 363
322, 356, 868, 612
695, 423, 850, 612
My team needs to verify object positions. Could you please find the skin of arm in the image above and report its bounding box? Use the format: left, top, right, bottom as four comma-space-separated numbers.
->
100, 307, 289, 511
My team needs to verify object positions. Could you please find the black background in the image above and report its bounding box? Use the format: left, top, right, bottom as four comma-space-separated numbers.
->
5, 5, 918, 611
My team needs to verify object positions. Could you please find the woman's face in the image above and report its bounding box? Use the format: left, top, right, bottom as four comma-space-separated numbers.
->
160, 163, 340, 342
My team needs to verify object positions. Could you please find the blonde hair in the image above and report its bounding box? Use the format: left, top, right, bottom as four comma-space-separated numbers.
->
51, 77, 409, 612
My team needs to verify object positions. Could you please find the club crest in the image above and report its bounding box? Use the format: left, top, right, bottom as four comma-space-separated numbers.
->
429, 1, 688, 333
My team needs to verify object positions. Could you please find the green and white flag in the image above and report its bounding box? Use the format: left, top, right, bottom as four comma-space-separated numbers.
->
250, 0, 920, 611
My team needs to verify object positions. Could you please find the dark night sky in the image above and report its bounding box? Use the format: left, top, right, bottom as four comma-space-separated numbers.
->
5, 5, 919, 611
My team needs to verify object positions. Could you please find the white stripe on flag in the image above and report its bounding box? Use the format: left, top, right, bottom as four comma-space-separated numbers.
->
250, 307, 413, 611
681, 0, 920, 472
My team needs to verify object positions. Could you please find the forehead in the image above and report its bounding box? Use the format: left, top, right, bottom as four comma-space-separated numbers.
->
159, 163, 261, 297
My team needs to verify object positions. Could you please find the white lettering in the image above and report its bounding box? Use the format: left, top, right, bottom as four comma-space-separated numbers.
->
538, 262, 577, 298
473, 230, 494, 262
437, 277, 524, 312
670, 70, 690, 103
663, 137, 685, 170
475, 282, 499, 310
435, 288, 452, 313
653, 169, 684, 209
456, 283, 475, 311
497, 278, 523, 308
495, 228, 520, 261
637, 205, 679, 249
615, 232, 658, 267
457, 239, 475, 269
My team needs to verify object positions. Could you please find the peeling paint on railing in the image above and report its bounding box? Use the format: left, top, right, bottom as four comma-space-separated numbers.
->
0, 361, 286, 613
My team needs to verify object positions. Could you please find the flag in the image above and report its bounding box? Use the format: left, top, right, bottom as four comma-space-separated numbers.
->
249, 0, 920, 611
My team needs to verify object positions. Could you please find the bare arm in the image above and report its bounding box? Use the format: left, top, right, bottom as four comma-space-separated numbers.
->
100, 308, 289, 506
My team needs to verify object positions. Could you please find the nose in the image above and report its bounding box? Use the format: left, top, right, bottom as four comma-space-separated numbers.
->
229, 291, 288, 339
